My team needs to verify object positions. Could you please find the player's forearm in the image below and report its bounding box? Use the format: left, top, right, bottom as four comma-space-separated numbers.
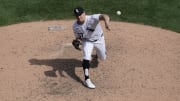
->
99, 14, 110, 30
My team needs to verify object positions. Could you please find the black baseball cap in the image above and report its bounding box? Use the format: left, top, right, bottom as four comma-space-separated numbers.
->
74, 7, 84, 16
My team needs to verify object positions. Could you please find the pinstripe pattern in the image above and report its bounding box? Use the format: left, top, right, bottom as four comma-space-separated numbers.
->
73, 14, 103, 41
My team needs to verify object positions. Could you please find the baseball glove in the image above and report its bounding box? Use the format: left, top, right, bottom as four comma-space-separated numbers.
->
72, 39, 81, 50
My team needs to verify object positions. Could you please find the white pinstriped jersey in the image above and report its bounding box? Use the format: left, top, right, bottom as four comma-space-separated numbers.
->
73, 14, 103, 42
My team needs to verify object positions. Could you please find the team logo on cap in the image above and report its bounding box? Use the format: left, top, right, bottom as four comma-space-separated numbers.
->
75, 9, 79, 13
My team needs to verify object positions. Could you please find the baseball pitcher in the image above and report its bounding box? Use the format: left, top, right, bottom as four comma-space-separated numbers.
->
72, 6, 110, 89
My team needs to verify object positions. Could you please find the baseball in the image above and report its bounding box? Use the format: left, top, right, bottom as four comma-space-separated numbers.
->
116, 10, 121, 15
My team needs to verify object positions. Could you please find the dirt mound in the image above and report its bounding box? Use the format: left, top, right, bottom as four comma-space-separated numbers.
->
0, 20, 179, 101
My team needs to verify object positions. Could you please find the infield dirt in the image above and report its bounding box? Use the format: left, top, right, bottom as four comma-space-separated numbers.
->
0, 20, 179, 101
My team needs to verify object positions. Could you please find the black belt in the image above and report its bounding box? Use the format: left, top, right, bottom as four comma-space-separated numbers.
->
89, 33, 103, 42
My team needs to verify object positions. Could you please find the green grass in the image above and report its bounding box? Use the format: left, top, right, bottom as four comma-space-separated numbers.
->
0, 0, 180, 32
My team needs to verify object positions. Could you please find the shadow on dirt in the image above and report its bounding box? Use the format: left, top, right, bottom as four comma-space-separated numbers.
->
29, 57, 98, 84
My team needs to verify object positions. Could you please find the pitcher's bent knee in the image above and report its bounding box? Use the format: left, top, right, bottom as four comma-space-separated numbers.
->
100, 55, 106, 61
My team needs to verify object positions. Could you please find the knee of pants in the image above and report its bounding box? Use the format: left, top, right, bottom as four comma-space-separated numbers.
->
98, 52, 106, 60
100, 55, 106, 61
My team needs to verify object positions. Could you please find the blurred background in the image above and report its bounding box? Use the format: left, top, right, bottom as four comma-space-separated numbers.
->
0, 0, 180, 32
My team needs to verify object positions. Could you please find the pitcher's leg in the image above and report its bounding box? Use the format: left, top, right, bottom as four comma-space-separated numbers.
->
82, 41, 94, 60
95, 40, 106, 60
82, 41, 95, 88
82, 41, 94, 79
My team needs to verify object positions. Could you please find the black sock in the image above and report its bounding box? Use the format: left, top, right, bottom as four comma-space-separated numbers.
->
82, 59, 90, 80
85, 75, 89, 80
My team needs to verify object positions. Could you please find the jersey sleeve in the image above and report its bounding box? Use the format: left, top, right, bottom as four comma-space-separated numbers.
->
91, 14, 101, 21
72, 23, 80, 38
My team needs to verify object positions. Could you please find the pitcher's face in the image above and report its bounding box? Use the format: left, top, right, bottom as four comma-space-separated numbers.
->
76, 12, 86, 24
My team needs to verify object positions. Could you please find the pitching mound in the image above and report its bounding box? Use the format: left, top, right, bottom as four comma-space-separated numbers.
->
0, 20, 179, 101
